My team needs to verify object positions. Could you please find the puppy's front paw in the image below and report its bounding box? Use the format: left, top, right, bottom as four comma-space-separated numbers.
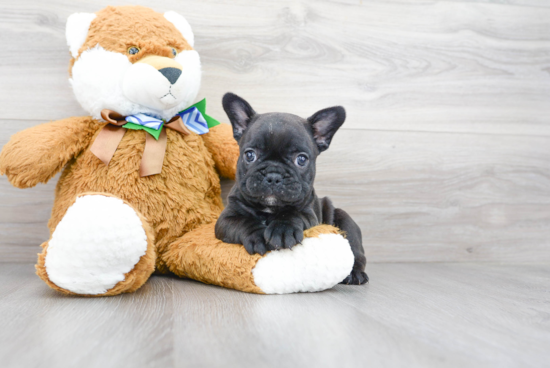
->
340, 270, 369, 285
243, 229, 269, 255
264, 221, 304, 250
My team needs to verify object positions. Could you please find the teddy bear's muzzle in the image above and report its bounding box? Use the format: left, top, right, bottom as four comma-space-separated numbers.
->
136, 55, 183, 85
122, 55, 187, 111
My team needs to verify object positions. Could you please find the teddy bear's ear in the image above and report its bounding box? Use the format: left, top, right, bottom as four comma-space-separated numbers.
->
164, 11, 195, 48
66, 13, 97, 58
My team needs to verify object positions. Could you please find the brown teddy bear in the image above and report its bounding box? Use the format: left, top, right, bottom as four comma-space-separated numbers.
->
0, 5, 354, 296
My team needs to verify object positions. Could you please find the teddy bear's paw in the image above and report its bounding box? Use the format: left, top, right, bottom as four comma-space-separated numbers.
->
43, 195, 150, 295
251, 233, 354, 294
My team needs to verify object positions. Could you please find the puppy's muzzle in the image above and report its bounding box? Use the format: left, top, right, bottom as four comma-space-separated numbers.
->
264, 172, 283, 187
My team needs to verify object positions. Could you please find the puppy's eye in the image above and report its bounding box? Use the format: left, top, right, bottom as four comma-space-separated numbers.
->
171, 48, 178, 57
244, 149, 257, 163
295, 154, 309, 167
128, 46, 140, 55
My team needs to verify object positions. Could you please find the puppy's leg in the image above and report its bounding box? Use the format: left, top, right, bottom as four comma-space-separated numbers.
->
334, 209, 368, 285
321, 197, 368, 285
215, 207, 269, 256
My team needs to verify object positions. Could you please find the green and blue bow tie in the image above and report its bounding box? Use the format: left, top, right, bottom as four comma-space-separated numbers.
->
123, 99, 220, 140
91, 98, 221, 177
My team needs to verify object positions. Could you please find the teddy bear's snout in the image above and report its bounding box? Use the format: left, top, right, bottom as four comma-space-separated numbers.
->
135, 55, 183, 85
158, 67, 182, 85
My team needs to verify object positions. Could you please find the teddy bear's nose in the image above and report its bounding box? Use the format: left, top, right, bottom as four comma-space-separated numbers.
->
158, 67, 182, 85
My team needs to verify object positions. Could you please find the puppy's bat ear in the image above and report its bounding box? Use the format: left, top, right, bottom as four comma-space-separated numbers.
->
307, 106, 346, 153
222, 93, 256, 142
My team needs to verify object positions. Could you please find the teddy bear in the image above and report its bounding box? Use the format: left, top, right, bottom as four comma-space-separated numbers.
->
0, 5, 354, 296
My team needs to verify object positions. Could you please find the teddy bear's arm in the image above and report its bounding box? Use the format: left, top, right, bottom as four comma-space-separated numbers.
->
201, 123, 240, 180
0, 116, 100, 188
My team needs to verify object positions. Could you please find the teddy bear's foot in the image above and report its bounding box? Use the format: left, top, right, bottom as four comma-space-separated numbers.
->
252, 225, 355, 294
163, 223, 354, 294
36, 194, 156, 296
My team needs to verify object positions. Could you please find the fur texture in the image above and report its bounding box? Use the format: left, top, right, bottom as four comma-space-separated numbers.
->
164, 222, 264, 294
0, 117, 100, 188
36, 193, 157, 297
253, 226, 354, 294
66, 13, 97, 58
216, 93, 367, 284
70, 6, 201, 120
163, 223, 347, 294
164, 11, 195, 47
0, 5, 353, 296
44, 194, 151, 295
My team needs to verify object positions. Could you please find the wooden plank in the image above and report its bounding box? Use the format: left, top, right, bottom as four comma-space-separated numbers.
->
1, 0, 549, 263
315, 129, 550, 263
0, 263, 549, 368
2, 126, 549, 263
0, 264, 175, 368
0, 0, 549, 135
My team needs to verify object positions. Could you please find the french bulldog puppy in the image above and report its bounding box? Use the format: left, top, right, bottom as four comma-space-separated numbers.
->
215, 93, 368, 285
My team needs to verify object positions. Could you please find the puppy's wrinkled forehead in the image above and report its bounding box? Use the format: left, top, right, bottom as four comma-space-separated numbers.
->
245, 113, 315, 153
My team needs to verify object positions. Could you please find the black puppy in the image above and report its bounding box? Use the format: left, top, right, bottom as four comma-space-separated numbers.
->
215, 93, 368, 285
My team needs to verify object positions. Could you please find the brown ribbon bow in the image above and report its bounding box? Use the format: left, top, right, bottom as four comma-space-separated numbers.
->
90, 109, 191, 177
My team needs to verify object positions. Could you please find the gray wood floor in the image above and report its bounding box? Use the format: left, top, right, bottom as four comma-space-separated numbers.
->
0, 262, 548, 368
1, 0, 550, 263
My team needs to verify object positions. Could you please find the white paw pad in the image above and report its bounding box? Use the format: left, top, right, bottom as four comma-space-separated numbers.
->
252, 234, 354, 294
45, 195, 148, 295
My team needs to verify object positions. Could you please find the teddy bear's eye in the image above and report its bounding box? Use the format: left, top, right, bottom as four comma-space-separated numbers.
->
171, 48, 178, 57
127, 46, 140, 55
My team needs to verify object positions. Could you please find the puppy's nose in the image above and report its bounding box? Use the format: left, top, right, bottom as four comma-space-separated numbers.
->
158, 67, 182, 84
264, 173, 283, 186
